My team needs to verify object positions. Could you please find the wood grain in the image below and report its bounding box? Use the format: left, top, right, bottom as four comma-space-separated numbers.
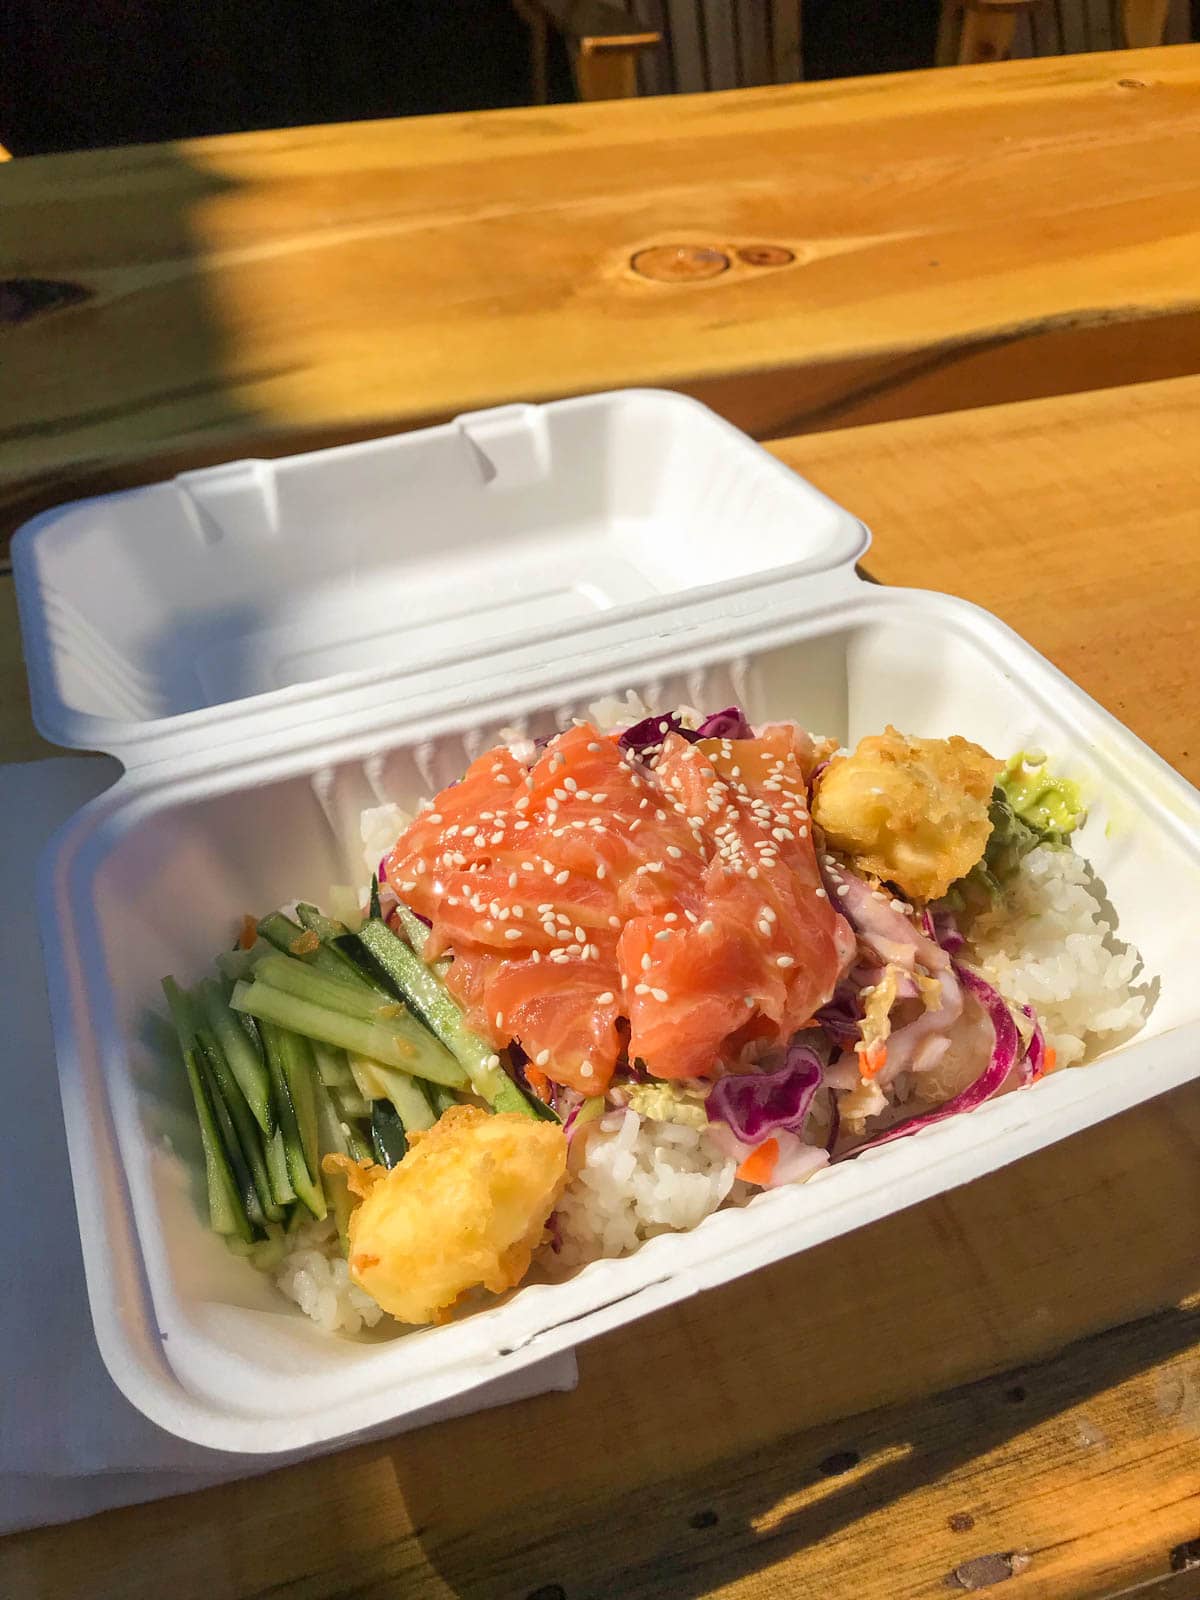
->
5, 46, 1200, 505
3, 373, 1199, 1599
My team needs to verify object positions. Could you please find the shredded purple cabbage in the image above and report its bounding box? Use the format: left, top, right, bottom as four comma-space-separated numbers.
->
694, 706, 754, 740
922, 905, 965, 955
706, 1043, 823, 1145
849, 967, 1020, 1153
618, 712, 691, 755
815, 981, 863, 1050
1019, 1003, 1047, 1083
619, 705, 754, 757
825, 1084, 841, 1153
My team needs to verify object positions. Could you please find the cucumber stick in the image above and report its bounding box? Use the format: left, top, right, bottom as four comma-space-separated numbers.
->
347, 1054, 437, 1132
257, 911, 351, 980
264, 1127, 295, 1207
259, 1020, 326, 1220
163, 978, 252, 1242
197, 977, 274, 1136
370, 1100, 408, 1168
278, 1028, 321, 1192
232, 978, 467, 1088
195, 1020, 283, 1223
195, 1040, 267, 1230
251, 954, 396, 1021
356, 918, 549, 1117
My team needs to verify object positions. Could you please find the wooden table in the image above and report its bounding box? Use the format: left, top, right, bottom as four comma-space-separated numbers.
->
4, 54, 1200, 1600
6, 43, 1200, 534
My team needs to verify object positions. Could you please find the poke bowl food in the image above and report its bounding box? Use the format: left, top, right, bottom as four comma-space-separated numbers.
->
163, 696, 1149, 1338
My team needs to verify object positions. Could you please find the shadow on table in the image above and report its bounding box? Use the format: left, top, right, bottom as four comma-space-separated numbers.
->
391, 1299, 1200, 1599
1, 145, 279, 562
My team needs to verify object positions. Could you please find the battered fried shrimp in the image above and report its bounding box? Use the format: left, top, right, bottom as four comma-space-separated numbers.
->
325, 1106, 568, 1326
813, 727, 1000, 901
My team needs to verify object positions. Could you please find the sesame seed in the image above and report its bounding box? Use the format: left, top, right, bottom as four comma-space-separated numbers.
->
532, 950, 541, 963
699, 920, 715, 935
757, 921, 771, 937
495, 1012, 504, 1028
608, 915, 622, 929
556, 928, 572, 941
597, 864, 607, 880
461, 825, 477, 837
641, 953, 652, 971
836, 884, 850, 897
537, 902, 553, 913
514, 820, 530, 831
508, 872, 519, 888
485, 1053, 501, 1069
655, 929, 673, 942
776, 955, 795, 968
815, 887, 828, 899
580, 1061, 594, 1079
592, 792, 607, 803
635, 982, 650, 996
536, 1049, 551, 1067
554, 788, 568, 801
555, 869, 570, 885
575, 926, 587, 943
587, 742, 602, 753
597, 991, 615, 1005
664, 912, 678, 923
651, 987, 669, 1003
666, 845, 683, 859
564, 778, 578, 792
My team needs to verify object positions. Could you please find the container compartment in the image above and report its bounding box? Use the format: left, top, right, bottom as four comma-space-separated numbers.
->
49, 596, 1200, 1449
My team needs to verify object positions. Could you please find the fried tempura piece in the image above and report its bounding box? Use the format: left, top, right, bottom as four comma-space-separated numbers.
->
812, 726, 1000, 901
325, 1106, 568, 1326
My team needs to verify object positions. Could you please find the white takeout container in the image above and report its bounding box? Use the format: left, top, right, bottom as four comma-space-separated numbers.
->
14, 390, 1200, 1453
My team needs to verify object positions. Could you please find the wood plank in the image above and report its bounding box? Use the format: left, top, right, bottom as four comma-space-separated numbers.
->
5, 46, 1200, 499
768, 372, 1200, 789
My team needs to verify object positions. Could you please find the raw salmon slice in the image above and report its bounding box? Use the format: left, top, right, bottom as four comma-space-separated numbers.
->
385, 718, 853, 1093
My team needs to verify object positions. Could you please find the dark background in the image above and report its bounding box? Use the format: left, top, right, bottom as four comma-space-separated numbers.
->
1, 0, 943, 157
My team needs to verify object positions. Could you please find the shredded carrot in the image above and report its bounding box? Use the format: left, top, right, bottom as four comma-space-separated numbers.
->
289, 928, 320, 956
858, 1042, 888, 1080
1042, 1046, 1057, 1076
524, 1064, 553, 1104
238, 914, 258, 950
736, 1138, 780, 1186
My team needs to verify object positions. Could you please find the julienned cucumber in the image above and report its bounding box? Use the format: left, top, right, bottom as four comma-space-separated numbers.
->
370, 1100, 408, 1168
259, 1019, 327, 1220
195, 1015, 283, 1223
347, 1055, 437, 1132
164, 979, 252, 1241
196, 977, 274, 1136
251, 953, 400, 1021
231, 978, 468, 1089
257, 911, 351, 981
355, 919, 511, 1103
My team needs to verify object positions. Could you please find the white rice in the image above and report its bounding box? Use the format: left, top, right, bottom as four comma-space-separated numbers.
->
360, 801, 412, 879
967, 842, 1147, 1067
273, 1218, 385, 1336
553, 1110, 738, 1268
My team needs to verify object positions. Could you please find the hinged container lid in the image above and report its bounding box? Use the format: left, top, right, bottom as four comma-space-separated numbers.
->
12, 390, 868, 768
